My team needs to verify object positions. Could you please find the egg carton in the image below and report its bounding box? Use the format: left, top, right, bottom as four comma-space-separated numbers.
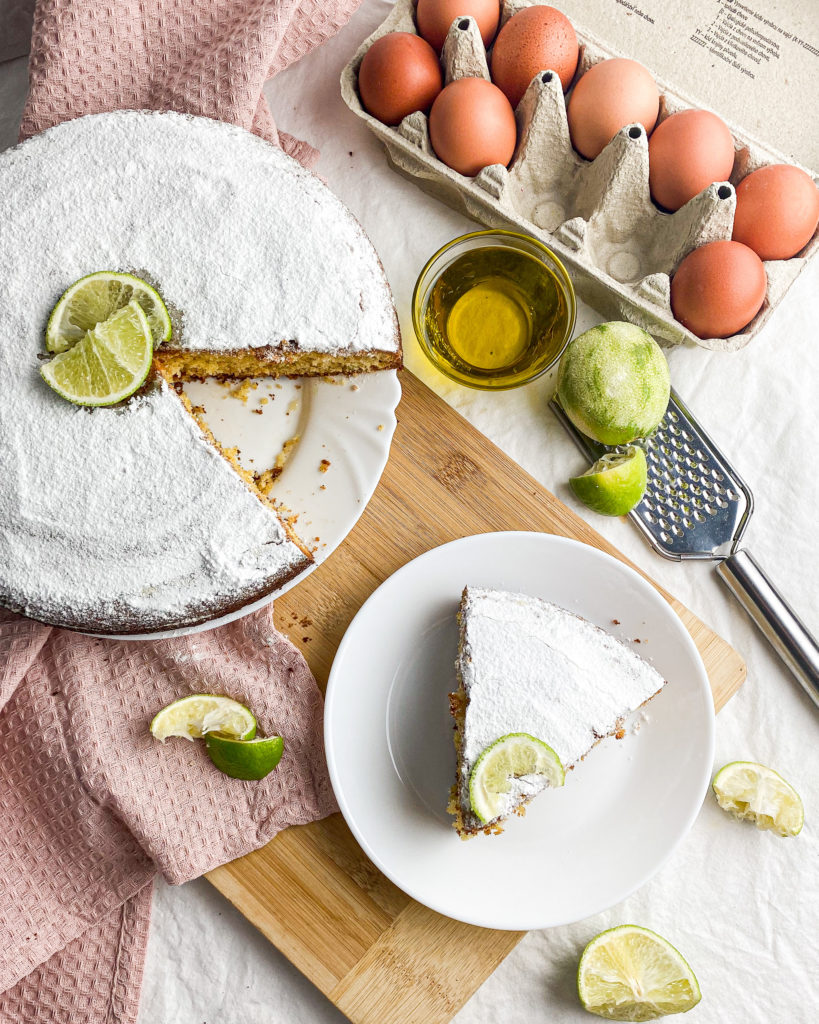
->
340, 0, 819, 352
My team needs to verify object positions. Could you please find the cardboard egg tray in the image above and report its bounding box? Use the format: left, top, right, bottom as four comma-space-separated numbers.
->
340, 0, 819, 352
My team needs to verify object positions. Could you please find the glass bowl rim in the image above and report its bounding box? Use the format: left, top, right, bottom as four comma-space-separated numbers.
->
410, 229, 577, 391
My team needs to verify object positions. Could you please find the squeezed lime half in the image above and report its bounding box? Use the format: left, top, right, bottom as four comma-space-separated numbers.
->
713, 761, 803, 837
150, 694, 257, 743
578, 924, 702, 1020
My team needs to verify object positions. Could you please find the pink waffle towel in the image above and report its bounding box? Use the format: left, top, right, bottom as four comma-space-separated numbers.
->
0, 0, 364, 1020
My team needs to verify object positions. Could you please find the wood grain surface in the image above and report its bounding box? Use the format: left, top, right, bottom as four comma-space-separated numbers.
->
208, 371, 745, 1024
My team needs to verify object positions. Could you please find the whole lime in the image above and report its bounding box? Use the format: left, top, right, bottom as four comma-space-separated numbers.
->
556, 322, 670, 445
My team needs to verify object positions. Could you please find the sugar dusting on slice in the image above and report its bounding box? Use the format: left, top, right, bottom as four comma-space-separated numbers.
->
456, 586, 667, 828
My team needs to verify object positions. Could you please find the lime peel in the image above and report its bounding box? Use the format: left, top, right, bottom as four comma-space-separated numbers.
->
205, 733, 284, 781
713, 761, 803, 837
469, 732, 564, 825
578, 924, 702, 1020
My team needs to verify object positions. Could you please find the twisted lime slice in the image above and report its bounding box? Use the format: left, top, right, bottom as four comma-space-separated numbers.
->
205, 733, 284, 780
713, 761, 803, 837
46, 270, 171, 353
150, 694, 257, 743
578, 925, 701, 1020
469, 732, 564, 825
40, 300, 154, 407
570, 446, 648, 517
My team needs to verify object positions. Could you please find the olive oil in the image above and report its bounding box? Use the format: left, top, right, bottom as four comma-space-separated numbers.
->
422, 246, 572, 388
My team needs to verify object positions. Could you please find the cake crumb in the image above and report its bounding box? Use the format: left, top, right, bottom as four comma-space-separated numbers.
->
351, 383, 359, 391
259, 397, 269, 405
231, 379, 258, 403
319, 484, 326, 490
377, 424, 384, 431
319, 459, 331, 473
633, 638, 642, 644
251, 408, 263, 415
612, 618, 620, 625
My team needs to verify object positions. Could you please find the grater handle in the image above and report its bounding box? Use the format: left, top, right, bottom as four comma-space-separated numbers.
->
717, 549, 819, 707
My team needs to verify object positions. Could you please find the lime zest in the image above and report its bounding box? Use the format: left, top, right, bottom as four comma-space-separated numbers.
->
469, 732, 564, 825
150, 694, 257, 743
713, 761, 803, 837
577, 924, 702, 1020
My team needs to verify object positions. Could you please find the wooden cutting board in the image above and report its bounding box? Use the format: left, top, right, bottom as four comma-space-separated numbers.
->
207, 371, 745, 1023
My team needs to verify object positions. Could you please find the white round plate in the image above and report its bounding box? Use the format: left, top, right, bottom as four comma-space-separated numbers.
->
110, 370, 400, 640
325, 532, 715, 931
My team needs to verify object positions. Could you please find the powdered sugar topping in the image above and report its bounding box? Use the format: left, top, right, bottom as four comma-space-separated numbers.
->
0, 110, 408, 631
458, 587, 667, 818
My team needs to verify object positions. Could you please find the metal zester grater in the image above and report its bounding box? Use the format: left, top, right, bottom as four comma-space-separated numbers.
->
550, 390, 819, 706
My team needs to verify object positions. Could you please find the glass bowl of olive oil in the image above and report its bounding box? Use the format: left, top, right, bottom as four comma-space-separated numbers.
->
412, 230, 576, 389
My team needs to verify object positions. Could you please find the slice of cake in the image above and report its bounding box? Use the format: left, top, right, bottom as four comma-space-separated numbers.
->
449, 586, 667, 838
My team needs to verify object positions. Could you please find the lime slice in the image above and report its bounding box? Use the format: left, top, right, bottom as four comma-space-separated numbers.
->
150, 694, 257, 743
205, 733, 284, 780
40, 300, 154, 407
469, 732, 564, 825
46, 270, 172, 353
570, 446, 648, 517
713, 761, 803, 837
578, 925, 702, 1020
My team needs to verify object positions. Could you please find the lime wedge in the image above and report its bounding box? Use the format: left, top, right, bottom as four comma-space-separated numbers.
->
40, 300, 154, 407
713, 761, 803, 837
578, 925, 702, 1020
570, 446, 648, 517
469, 732, 564, 825
205, 733, 284, 780
46, 270, 171, 353
150, 694, 257, 743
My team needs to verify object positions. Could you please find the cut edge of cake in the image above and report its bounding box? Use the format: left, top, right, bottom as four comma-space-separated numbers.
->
448, 585, 668, 839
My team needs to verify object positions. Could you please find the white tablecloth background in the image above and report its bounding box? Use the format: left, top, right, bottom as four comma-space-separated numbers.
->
2, 2, 817, 1019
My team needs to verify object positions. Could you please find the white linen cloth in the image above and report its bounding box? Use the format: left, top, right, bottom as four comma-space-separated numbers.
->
2, 1, 817, 1019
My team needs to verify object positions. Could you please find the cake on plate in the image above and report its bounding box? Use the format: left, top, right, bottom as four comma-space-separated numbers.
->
0, 110, 401, 634
449, 586, 667, 837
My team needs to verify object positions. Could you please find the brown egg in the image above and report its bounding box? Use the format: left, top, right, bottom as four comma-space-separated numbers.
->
671, 240, 766, 339
649, 110, 734, 212
428, 77, 517, 177
732, 164, 819, 261
358, 32, 443, 127
491, 6, 579, 109
567, 58, 659, 160
416, 0, 500, 52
